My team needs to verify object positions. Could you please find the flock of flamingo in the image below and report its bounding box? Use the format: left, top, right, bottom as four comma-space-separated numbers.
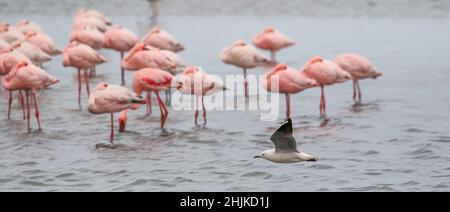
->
0, 8, 382, 145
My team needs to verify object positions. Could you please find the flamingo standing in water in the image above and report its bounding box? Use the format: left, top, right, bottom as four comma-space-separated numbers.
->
1, 61, 59, 131
0, 44, 31, 119
173, 66, 226, 127
118, 68, 173, 136
302, 56, 353, 119
88, 83, 145, 143
252, 27, 295, 63
103, 25, 139, 85
262, 63, 318, 120
62, 41, 107, 107
334, 53, 382, 103
122, 42, 176, 115
143, 27, 185, 52
220, 39, 269, 97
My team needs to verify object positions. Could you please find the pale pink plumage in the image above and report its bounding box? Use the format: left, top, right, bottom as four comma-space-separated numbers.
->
0, 26, 25, 43
16, 20, 43, 34
26, 31, 61, 56
263, 63, 318, 120
122, 42, 175, 71
62, 41, 107, 107
174, 66, 226, 126
334, 53, 382, 102
302, 56, 353, 118
221, 39, 269, 97
118, 68, 173, 135
15, 41, 52, 66
143, 27, 185, 52
252, 27, 295, 62
70, 27, 104, 50
1, 61, 59, 131
104, 25, 139, 85
88, 82, 145, 143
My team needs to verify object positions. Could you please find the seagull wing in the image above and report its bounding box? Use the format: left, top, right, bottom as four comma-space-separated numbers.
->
270, 118, 299, 153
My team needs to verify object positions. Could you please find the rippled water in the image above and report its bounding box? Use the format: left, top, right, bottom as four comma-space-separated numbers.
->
1, 1, 450, 191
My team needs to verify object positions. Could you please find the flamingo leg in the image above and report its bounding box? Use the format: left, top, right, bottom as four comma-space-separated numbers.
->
356, 80, 362, 102
285, 93, 291, 120
19, 90, 25, 120
353, 80, 357, 103
320, 86, 326, 118
25, 91, 30, 132
110, 113, 115, 144
155, 91, 168, 130
84, 69, 90, 96
270, 51, 276, 64
202, 95, 207, 126
243, 68, 249, 98
146, 92, 152, 116
32, 92, 42, 131
78, 69, 82, 108
194, 96, 199, 127
120, 52, 125, 85
7, 90, 12, 120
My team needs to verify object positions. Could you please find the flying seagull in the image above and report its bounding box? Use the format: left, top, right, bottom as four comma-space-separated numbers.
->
254, 118, 318, 163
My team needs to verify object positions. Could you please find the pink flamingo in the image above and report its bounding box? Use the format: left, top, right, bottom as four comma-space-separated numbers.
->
0, 25, 25, 43
334, 53, 382, 103
0, 46, 30, 119
2, 61, 59, 131
75, 8, 112, 27
262, 63, 318, 120
104, 25, 139, 85
119, 68, 173, 136
26, 31, 61, 56
15, 41, 52, 66
220, 39, 269, 97
62, 41, 107, 107
302, 56, 353, 118
70, 26, 104, 50
16, 20, 43, 34
253, 27, 295, 63
122, 43, 176, 114
88, 83, 145, 143
143, 27, 185, 52
174, 66, 226, 127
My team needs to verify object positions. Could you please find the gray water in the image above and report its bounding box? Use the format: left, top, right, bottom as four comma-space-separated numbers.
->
1, 0, 450, 191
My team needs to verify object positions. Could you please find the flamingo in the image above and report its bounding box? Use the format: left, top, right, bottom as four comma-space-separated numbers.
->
119, 68, 173, 136
15, 20, 43, 34
143, 27, 185, 52
302, 56, 353, 119
252, 27, 295, 63
0, 25, 25, 43
220, 39, 269, 97
62, 41, 107, 107
334, 53, 382, 103
14, 41, 51, 66
122, 43, 176, 115
75, 8, 112, 27
88, 83, 145, 143
104, 25, 139, 85
173, 66, 226, 127
0, 46, 30, 119
1, 61, 59, 131
26, 31, 62, 56
262, 63, 318, 120
70, 26, 104, 50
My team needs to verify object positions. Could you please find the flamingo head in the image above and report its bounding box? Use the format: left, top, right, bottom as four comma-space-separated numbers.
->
94, 82, 109, 91
309, 56, 323, 64
263, 27, 275, 33
26, 31, 38, 39
15, 61, 29, 69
